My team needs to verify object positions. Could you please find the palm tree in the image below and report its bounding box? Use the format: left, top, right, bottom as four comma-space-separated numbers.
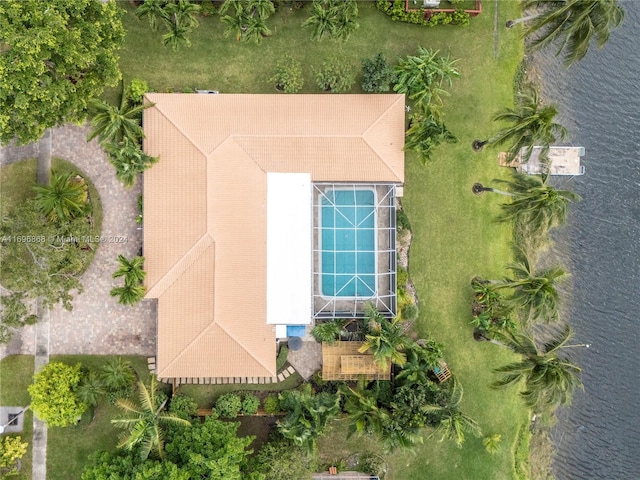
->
221, 9, 250, 41
422, 379, 482, 447
136, 0, 169, 31
248, 0, 275, 20
112, 375, 191, 459
33, 171, 89, 223
101, 357, 136, 394
491, 250, 568, 325
358, 306, 410, 369
492, 325, 583, 409
104, 139, 159, 188
302, 0, 338, 41
333, 0, 359, 41
162, 20, 192, 50
77, 369, 104, 407
278, 384, 341, 453
340, 379, 389, 439
394, 47, 460, 114
310, 318, 348, 344
507, 0, 625, 67
475, 172, 580, 240
113, 255, 146, 286
474, 87, 567, 162
87, 95, 148, 147
164, 0, 200, 29
110, 283, 147, 306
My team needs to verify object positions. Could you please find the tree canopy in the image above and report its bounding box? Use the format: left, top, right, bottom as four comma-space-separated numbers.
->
0, 0, 125, 145
28, 362, 87, 427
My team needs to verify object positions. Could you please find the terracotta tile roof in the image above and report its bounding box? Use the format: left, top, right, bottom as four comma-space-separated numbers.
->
143, 94, 405, 379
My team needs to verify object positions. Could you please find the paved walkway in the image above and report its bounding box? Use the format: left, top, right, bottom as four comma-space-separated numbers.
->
287, 341, 322, 380
0, 124, 157, 357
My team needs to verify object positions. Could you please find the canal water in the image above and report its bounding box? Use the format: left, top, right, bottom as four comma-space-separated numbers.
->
530, 2, 640, 478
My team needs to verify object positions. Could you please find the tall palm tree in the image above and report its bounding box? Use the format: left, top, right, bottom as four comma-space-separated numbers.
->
475, 172, 580, 240
87, 96, 148, 147
494, 250, 568, 325
507, 0, 625, 67
112, 375, 191, 459
33, 171, 89, 223
164, 0, 200, 30
162, 20, 192, 50
244, 16, 272, 44
395, 340, 443, 386
221, 9, 250, 41
474, 87, 567, 163
340, 379, 389, 439
492, 325, 583, 409
135, 0, 169, 31
422, 379, 482, 447
302, 0, 338, 41
104, 139, 159, 188
333, 0, 359, 41
248, 0, 275, 20
358, 306, 410, 369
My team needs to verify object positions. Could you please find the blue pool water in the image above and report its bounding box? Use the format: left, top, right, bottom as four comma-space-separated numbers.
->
321, 189, 376, 297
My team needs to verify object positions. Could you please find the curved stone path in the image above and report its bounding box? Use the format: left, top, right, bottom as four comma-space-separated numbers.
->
0, 124, 157, 357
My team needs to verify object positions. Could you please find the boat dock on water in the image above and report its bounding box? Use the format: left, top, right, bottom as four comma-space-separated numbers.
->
499, 146, 585, 176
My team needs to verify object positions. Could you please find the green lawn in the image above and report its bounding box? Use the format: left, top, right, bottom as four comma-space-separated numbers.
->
108, 2, 530, 479
46, 355, 153, 480
0, 355, 34, 480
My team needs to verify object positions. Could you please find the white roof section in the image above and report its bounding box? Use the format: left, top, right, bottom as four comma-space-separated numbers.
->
266, 173, 312, 325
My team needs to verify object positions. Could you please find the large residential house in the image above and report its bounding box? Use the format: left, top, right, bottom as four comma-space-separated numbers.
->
142, 94, 405, 382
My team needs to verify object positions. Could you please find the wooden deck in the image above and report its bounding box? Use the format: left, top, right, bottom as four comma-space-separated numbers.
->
499, 146, 585, 176
322, 341, 391, 381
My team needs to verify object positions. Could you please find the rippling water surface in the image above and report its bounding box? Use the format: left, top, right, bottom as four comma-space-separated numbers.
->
532, 2, 640, 478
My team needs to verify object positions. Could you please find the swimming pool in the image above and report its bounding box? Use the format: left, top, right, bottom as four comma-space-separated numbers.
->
320, 188, 376, 297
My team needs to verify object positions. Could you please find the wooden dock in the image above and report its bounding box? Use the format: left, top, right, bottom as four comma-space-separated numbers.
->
499, 146, 585, 176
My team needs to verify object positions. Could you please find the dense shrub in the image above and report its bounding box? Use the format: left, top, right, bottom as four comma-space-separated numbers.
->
270, 54, 304, 93
263, 394, 280, 414
396, 266, 409, 289
359, 452, 387, 479
314, 57, 356, 93
126, 78, 149, 105
401, 303, 419, 321
169, 394, 199, 420
241, 393, 260, 415
216, 393, 242, 419
376, 0, 471, 27
396, 208, 411, 231
361, 52, 396, 93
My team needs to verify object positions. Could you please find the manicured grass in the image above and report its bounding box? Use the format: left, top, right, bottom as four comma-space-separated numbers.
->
0, 355, 34, 480
0, 158, 104, 286
109, 2, 531, 479
46, 355, 153, 480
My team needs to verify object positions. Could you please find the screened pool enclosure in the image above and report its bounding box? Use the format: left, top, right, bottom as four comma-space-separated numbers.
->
312, 183, 397, 318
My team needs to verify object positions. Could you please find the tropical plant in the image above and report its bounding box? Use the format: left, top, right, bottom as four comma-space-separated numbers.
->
243, 15, 272, 43
475, 87, 567, 162
358, 306, 410, 368
220, 0, 274, 43
113, 255, 147, 286
135, 0, 168, 31
162, 20, 192, 50
0, 436, 28, 475
111, 255, 147, 306
340, 378, 390, 439
28, 362, 87, 427
393, 47, 460, 114
101, 357, 136, 403
87, 91, 149, 147
126, 79, 150, 106
492, 325, 583, 409
33, 171, 89, 223
497, 251, 568, 325
302, 0, 338, 41
77, 368, 104, 407
241, 393, 260, 415
249, 439, 318, 480
310, 318, 347, 344
270, 54, 304, 93
333, 0, 359, 41
160, 0, 201, 50
104, 138, 159, 188
508, 0, 625, 67
216, 393, 242, 418
395, 340, 443, 385
112, 375, 191, 460
405, 109, 457, 163
314, 56, 356, 93
483, 433, 502, 454
422, 378, 482, 447
361, 52, 396, 93
263, 394, 280, 414
0, 0, 124, 145
168, 393, 199, 420
278, 384, 341, 452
